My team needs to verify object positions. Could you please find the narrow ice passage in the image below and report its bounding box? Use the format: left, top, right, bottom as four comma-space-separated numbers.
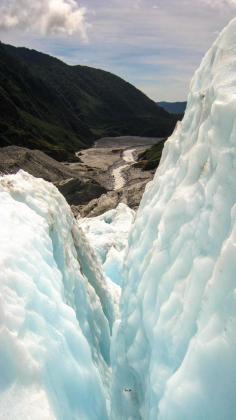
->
0, 171, 115, 420
1, 17, 236, 420
80, 203, 135, 289
111, 17, 236, 420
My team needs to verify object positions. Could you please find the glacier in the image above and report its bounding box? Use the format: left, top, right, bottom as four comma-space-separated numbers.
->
80, 203, 135, 288
1, 17, 236, 420
0, 170, 115, 419
111, 17, 236, 420
79, 203, 135, 317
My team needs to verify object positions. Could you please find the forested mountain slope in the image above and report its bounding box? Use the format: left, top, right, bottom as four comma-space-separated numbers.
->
0, 43, 177, 160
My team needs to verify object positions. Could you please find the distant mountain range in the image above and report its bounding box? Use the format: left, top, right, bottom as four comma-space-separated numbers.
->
158, 101, 187, 115
0, 43, 177, 160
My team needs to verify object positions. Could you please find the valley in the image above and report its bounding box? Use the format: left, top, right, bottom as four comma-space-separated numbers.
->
68, 136, 161, 216
0, 42, 177, 159
0, 135, 162, 217
1, 15, 236, 420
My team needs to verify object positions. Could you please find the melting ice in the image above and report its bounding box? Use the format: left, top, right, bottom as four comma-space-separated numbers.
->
111, 17, 236, 420
80, 203, 135, 287
0, 171, 114, 419
1, 17, 236, 420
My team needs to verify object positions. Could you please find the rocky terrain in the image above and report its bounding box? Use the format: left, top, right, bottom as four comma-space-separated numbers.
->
0, 136, 160, 217
0, 146, 106, 208
71, 136, 160, 217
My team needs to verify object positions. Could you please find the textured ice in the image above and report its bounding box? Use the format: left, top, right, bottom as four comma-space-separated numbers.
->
80, 203, 135, 318
0, 170, 115, 419
2, 18, 236, 420
80, 203, 135, 287
111, 18, 236, 420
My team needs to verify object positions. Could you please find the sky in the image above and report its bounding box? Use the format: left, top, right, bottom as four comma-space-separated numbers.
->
0, 0, 236, 101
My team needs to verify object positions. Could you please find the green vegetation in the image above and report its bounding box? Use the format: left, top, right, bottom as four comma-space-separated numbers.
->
0, 43, 177, 160
137, 139, 166, 170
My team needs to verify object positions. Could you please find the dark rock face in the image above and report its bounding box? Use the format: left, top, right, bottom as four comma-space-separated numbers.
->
76, 183, 147, 218
0, 146, 75, 182
0, 146, 106, 208
56, 178, 106, 206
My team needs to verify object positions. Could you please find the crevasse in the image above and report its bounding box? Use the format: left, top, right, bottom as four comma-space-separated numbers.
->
111, 17, 236, 420
1, 17, 236, 420
0, 170, 115, 419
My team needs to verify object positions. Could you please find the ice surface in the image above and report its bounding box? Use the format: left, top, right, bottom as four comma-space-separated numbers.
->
0, 170, 115, 419
111, 18, 236, 420
3, 18, 236, 420
80, 203, 135, 288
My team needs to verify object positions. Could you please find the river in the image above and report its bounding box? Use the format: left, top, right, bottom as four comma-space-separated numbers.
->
112, 149, 136, 190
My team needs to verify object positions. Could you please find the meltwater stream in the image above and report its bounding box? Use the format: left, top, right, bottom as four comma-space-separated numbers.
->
112, 149, 136, 190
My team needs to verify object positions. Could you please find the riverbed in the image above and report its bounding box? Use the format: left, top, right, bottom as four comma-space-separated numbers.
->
69, 136, 162, 216
112, 149, 136, 190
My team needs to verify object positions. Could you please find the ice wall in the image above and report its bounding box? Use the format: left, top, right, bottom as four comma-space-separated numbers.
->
111, 18, 236, 419
0, 171, 115, 419
80, 203, 135, 287
80, 203, 135, 317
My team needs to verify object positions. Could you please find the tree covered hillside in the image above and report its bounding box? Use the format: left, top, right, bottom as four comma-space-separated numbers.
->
0, 43, 177, 160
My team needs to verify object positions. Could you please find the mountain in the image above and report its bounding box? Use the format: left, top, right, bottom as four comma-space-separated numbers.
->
0, 42, 177, 160
137, 138, 166, 170
1, 18, 236, 420
158, 100, 187, 114
112, 18, 236, 419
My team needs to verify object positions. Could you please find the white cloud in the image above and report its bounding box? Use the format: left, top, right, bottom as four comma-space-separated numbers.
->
225, 0, 236, 6
0, 0, 236, 100
0, 0, 88, 39
199, 0, 236, 7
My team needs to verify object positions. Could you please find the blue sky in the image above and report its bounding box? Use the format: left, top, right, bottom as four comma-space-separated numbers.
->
0, 0, 236, 101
